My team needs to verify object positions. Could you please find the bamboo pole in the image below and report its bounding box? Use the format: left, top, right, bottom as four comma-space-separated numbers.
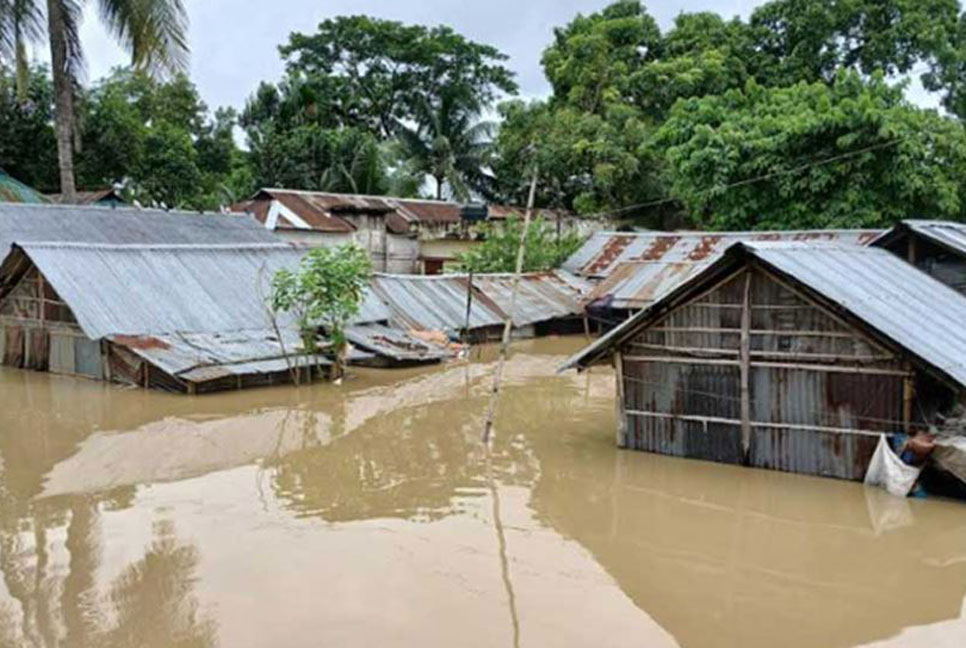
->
483, 167, 538, 445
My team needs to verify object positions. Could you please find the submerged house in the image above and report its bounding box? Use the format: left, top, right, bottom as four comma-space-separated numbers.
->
371, 271, 591, 343
562, 242, 966, 481
872, 220, 966, 296
0, 204, 452, 391
0, 242, 335, 392
563, 229, 883, 328
233, 188, 591, 275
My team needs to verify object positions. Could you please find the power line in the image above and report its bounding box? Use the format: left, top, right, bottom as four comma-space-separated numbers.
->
586, 138, 905, 221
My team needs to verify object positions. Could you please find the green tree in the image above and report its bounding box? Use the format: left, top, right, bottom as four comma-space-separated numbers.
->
271, 244, 373, 379
77, 67, 247, 209
541, 0, 661, 115
278, 15, 517, 138
657, 71, 966, 230
243, 15, 517, 197
0, 62, 57, 191
490, 99, 665, 220
750, 0, 961, 86
395, 86, 494, 200
456, 217, 585, 273
0, 0, 189, 201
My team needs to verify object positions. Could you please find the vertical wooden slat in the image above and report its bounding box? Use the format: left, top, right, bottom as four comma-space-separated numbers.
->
739, 271, 752, 463
615, 351, 627, 448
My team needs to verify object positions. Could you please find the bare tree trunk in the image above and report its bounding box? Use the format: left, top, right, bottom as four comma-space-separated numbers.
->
47, 0, 77, 201
435, 175, 444, 201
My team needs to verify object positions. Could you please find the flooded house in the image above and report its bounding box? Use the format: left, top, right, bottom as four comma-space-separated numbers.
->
233, 188, 592, 275
562, 241, 966, 481
872, 220, 966, 295
0, 241, 337, 392
563, 229, 883, 329
0, 204, 451, 391
371, 270, 591, 343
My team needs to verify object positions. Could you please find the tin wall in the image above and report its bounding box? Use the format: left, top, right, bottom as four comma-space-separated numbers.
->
619, 269, 909, 481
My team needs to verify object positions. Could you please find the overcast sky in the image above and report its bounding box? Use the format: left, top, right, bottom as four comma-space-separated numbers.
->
35, 0, 937, 111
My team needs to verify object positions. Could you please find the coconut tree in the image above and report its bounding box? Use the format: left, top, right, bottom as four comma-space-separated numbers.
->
0, 0, 188, 201
395, 85, 495, 202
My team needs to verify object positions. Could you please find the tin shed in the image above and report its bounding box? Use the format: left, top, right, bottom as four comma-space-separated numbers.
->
562, 242, 966, 481
872, 220, 966, 296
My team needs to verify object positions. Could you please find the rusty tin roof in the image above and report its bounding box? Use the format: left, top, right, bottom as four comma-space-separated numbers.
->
569, 229, 884, 310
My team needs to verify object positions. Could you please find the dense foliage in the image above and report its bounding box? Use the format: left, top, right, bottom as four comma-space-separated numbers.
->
490, 0, 966, 229
659, 72, 966, 229
241, 15, 516, 199
7, 1, 966, 232
456, 217, 584, 274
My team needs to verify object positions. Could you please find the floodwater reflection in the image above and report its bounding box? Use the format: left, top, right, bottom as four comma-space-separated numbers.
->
1, 337, 965, 647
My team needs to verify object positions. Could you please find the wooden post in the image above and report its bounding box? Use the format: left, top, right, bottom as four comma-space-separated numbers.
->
739, 271, 752, 463
483, 166, 538, 445
463, 270, 474, 345
615, 351, 627, 448
903, 368, 915, 433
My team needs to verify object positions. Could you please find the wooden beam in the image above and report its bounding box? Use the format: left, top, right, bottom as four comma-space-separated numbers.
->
622, 355, 913, 377
739, 272, 752, 463
624, 409, 890, 439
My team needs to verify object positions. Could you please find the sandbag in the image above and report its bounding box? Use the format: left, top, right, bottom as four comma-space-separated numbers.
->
864, 435, 921, 498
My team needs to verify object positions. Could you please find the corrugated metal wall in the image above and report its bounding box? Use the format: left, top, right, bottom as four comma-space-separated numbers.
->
620, 269, 909, 481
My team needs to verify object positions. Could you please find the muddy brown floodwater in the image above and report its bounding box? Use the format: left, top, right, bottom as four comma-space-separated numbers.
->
1, 337, 965, 648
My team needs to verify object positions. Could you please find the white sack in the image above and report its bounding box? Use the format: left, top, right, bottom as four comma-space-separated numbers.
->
864, 434, 921, 498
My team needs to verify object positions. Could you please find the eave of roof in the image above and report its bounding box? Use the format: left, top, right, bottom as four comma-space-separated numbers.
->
562, 241, 966, 393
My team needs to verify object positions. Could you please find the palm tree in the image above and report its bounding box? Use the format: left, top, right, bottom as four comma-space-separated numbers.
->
0, 0, 188, 201
395, 86, 494, 201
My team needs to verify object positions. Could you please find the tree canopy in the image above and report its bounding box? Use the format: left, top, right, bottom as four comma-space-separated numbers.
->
6, 1, 966, 232
241, 15, 516, 200
658, 72, 966, 229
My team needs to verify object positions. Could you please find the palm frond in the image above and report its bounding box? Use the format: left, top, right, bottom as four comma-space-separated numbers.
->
97, 0, 188, 78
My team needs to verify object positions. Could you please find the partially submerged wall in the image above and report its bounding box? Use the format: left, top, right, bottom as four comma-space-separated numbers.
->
616, 268, 926, 481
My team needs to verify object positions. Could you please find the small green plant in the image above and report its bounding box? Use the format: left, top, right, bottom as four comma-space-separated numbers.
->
271, 244, 372, 381
456, 216, 585, 274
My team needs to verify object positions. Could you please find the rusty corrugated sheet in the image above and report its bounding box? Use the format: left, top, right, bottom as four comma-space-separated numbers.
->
346, 323, 454, 364
564, 229, 884, 280
112, 329, 331, 385
235, 189, 572, 234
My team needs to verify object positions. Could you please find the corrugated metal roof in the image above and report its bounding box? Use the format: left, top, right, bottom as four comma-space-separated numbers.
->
346, 323, 453, 363
48, 188, 126, 206
236, 189, 573, 234
563, 242, 966, 391
563, 229, 884, 279
0, 170, 50, 204
873, 220, 966, 258
2, 242, 389, 339
371, 271, 590, 334
113, 328, 331, 383
5, 243, 300, 338
0, 203, 280, 258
